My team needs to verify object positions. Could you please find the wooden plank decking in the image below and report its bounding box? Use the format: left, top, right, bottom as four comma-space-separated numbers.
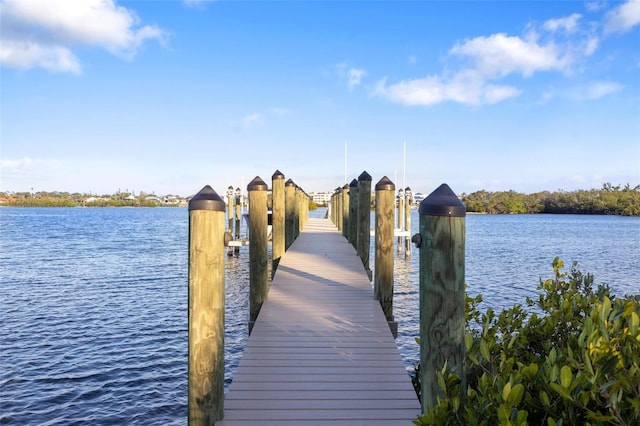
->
218, 217, 420, 425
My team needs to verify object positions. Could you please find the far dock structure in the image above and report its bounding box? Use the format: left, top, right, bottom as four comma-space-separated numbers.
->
187, 171, 466, 425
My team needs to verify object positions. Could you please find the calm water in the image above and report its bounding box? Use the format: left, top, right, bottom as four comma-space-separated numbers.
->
1, 207, 638, 424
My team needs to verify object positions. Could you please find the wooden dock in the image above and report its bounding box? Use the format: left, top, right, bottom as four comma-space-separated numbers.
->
217, 217, 420, 425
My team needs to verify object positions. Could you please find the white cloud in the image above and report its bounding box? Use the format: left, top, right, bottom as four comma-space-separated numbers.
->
586, 1, 607, 13
0, 41, 81, 73
0, 157, 64, 188
584, 81, 624, 99
543, 13, 582, 33
239, 113, 263, 129
183, 0, 216, 8
334, 63, 366, 90
372, 8, 624, 108
604, 0, 640, 33
373, 72, 521, 106
374, 30, 566, 106
449, 32, 570, 78
347, 68, 366, 90
270, 107, 291, 117
0, 0, 166, 73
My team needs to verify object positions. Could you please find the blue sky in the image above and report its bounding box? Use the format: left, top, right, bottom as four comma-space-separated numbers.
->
1, 0, 639, 196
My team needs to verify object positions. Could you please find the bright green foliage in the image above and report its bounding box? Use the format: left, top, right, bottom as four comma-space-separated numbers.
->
414, 258, 640, 425
461, 184, 640, 215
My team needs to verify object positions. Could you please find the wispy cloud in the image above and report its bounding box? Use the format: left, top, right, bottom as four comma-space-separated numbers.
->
0, 0, 166, 74
347, 68, 366, 90
0, 157, 63, 185
183, 0, 216, 9
583, 81, 624, 99
543, 13, 582, 33
334, 63, 367, 90
604, 0, 640, 33
239, 113, 263, 130
270, 107, 292, 117
373, 3, 633, 107
374, 72, 521, 106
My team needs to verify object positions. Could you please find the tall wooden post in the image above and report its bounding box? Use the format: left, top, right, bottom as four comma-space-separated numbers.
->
342, 183, 350, 239
294, 185, 301, 238
405, 187, 412, 257
348, 179, 358, 248
374, 176, 397, 338
248, 176, 268, 334
226, 186, 234, 256
188, 185, 226, 424
301, 191, 311, 229
234, 188, 241, 255
285, 179, 295, 250
418, 183, 466, 413
271, 170, 285, 275
336, 186, 343, 232
357, 172, 372, 277
397, 187, 404, 255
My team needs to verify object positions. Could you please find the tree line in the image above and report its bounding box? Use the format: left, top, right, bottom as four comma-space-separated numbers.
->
0, 191, 173, 208
460, 183, 640, 216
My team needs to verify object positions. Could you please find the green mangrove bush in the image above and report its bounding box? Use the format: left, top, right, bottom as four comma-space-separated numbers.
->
415, 258, 640, 425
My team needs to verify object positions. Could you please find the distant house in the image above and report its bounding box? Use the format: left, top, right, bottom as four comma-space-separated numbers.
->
145, 196, 161, 203
163, 195, 181, 205
310, 192, 332, 205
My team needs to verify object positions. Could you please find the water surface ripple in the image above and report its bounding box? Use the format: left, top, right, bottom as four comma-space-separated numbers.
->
1, 207, 637, 424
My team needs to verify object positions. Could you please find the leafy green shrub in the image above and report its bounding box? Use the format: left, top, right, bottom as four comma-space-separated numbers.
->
415, 258, 640, 425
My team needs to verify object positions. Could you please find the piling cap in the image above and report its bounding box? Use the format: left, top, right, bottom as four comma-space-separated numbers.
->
358, 171, 372, 182
419, 183, 466, 217
247, 176, 268, 191
188, 185, 225, 211
272, 170, 285, 180
375, 176, 395, 191
285, 178, 296, 187
350, 179, 358, 187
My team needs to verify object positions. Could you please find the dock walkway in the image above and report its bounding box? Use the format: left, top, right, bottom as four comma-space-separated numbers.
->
218, 217, 420, 425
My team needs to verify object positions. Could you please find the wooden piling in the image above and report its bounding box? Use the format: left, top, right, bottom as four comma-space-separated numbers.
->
248, 176, 268, 334
357, 172, 372, 277
348, 179, 358, 248
285, 179, 295, 250
405, 187, 412, 257
417, 183, 466, 413
188, 185, 226, 425
336, 186, 343, 232
294, 185, 301, 238
234, 188, 241, 255
271, 170, 285, 275
374, 176, 397, 338
342, 183, 350, 239
397, 187, 404, 255
226, 186, 234, 256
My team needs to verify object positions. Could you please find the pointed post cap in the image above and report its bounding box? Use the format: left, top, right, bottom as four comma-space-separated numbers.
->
188, 185, 225, 211
358, 171, 372, 181
247, 176, 268, 191
419, 183, 466, 217
375, 176, 395, 191
272, 170, 285, 180
285, 178, 296, 187
350, 178, 358, 187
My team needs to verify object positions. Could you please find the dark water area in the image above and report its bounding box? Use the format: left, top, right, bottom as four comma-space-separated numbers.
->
1, 207, 638, 424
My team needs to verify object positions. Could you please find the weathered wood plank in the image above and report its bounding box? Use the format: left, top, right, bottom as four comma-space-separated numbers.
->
217, 217, 420, 426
